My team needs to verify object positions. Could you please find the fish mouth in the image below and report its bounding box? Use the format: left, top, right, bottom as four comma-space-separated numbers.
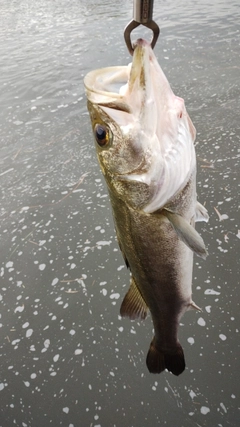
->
83, 39, 153, 113
84, 65, 129, 105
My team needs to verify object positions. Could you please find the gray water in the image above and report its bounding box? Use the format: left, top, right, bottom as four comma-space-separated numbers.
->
0, 0, 239, 426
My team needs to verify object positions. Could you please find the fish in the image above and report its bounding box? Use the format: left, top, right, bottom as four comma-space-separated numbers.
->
84, 38, 208, 376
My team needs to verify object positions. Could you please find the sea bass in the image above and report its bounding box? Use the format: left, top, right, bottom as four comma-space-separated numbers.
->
84, 39, 208, 376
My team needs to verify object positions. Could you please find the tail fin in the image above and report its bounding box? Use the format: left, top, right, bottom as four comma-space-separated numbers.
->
146, 339, 185, 376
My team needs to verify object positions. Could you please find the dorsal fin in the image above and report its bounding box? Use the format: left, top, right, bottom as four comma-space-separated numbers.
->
120, 277, 148, 320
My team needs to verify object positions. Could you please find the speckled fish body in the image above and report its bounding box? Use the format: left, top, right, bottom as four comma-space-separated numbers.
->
84, 39, 208, 375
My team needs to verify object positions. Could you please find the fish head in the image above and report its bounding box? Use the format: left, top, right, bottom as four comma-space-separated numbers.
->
84, 39, 196, 212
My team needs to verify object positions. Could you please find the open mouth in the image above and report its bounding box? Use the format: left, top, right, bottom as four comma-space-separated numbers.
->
84, 66, 130, 103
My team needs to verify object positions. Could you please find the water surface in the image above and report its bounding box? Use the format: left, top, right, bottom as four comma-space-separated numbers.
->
0, 0, 239, 426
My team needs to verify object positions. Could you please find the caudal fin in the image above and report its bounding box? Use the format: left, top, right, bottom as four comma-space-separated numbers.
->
146, 340, 185, 376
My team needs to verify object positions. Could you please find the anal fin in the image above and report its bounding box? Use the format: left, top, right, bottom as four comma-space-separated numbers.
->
120, 277, 148, 320
163, 209, 208, 259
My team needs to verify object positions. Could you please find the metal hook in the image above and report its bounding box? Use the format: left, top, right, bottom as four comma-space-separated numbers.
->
124, 19, 160, 55
124, 0, 160, 55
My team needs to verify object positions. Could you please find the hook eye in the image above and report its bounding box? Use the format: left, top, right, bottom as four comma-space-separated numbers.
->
124, 20, 160, 55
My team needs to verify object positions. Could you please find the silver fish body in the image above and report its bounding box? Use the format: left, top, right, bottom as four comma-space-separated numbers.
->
84, 39, 208, 375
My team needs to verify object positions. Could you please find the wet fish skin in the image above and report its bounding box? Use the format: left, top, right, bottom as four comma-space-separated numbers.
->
111, 170, 196, 375
85, 39, 208, 375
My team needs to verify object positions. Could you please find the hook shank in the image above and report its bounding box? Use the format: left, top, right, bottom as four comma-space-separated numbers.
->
133, 0, 153, 24
124, 0, 160, 55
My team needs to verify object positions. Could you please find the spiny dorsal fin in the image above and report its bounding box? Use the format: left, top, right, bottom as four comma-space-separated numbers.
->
120, 277, 148, 320
162, 209, 208, 259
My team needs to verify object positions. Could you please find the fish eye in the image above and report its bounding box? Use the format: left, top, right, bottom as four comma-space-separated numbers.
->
94, 124, 112, 148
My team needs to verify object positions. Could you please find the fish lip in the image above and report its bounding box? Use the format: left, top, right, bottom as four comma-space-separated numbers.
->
84, 39, 153, 109
128, 38, 153, 92
133, 38, 150, 49
97, 101, 132, 114
84, 66, 130, 104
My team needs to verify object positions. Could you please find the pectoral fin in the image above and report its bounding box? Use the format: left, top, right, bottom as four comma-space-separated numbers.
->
163, 209, 208, 259
120, 277, 148, 320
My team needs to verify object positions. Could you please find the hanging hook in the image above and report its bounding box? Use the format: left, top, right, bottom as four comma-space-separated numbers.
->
124, 0, 160, 55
